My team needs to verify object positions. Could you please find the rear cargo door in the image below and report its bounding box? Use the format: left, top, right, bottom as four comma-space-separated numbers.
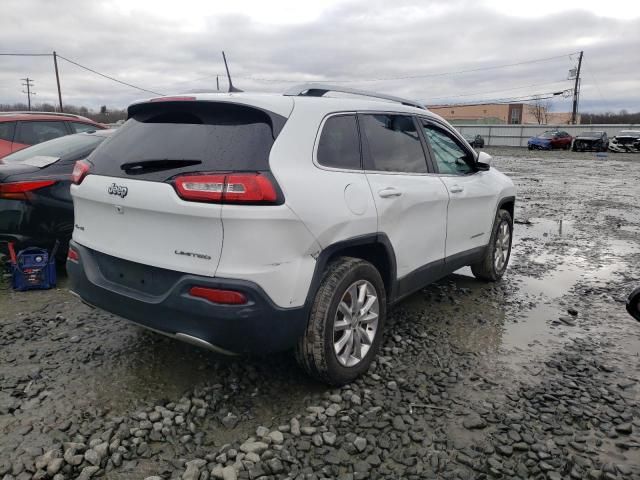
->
71, 100, 283, 277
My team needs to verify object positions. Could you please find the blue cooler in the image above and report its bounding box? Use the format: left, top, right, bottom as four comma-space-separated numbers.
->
8, 242, 58, 291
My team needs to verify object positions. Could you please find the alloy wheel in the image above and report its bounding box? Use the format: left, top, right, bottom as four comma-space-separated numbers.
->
333, 280, 379, 367
493, 221, 511, 272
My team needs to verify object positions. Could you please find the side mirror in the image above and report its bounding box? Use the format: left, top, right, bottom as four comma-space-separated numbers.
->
476, 151, 492, 170
627, 287, 640, 322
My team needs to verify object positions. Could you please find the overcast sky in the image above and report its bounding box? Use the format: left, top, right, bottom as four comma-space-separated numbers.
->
1, 0, 638, 113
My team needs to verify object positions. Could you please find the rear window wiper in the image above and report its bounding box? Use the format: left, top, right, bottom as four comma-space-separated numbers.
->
120, 159, 202, 174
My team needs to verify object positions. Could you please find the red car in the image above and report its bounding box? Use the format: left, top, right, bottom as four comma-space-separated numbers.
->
0, 112, 105, 160
527, 130, 573, 150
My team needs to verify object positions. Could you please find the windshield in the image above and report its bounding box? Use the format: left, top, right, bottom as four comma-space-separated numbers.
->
619, 131, 640, 137
88, 102, 282, 181
539, 131, 556, 138
2, 133, 105, 165
579, 132, 602, 137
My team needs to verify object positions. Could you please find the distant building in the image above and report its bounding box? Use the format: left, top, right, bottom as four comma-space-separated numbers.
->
428, 103, 577, 125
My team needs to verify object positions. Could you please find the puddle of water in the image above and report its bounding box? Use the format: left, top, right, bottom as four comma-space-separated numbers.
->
607, 238, 640, 256
501, 303, 560, 350
619, 225, 640, 234
518, 217, 574, 238
520, 264, 584, 298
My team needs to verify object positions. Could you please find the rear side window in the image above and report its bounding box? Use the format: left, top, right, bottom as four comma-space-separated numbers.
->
360, 114, 427, 173
2, 133, 105, 165
70, 122, 98, 133
0, 121, 15, 142
89, 102, 282, 181
16, 121, 68, 145
317, 115, 361, 169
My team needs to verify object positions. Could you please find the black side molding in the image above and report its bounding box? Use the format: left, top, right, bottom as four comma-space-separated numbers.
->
304, 233, 398, 306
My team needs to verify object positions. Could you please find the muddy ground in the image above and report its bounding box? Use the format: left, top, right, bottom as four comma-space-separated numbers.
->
1, 147, 639, 480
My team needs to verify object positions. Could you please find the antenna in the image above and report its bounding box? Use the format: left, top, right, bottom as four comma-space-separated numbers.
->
222, 51, 243, 93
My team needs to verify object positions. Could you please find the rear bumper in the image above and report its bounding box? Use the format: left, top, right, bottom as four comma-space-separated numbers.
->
66, 241, 309, 354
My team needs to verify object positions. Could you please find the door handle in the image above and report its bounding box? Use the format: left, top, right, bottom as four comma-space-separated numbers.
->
378, 187, 402, 198
449, 185, 464, 193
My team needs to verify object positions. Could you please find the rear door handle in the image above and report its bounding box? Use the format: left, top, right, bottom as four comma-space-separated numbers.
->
449, 185, 464, 193
378, 187, 402, 198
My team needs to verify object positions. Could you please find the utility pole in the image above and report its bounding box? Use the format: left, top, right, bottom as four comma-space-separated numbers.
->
21, 78, 35, 111
53, 51, 64, 112
571, 51, 583, 125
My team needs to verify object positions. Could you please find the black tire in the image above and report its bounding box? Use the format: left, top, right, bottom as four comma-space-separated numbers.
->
471, 209, 513, 282
528, 145, 533, 150
295, 257, 386, 385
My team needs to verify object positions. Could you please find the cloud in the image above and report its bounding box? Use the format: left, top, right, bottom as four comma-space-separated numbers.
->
0, 0, 638, 113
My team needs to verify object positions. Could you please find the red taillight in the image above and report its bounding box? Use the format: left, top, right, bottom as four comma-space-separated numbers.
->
173, 173, 278, 204
224, 173, 277, 203
67, 247, 79, 263
189, 286, 247, 305
0, 180, 57, 200
71, 160, 90, 185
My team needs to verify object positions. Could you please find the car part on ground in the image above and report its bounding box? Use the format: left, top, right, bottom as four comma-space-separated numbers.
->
67, 87, 516, 384
608, 130, 640, 153
0, 111, 106, 160
572, 131, 608, 152
0, 130, 112, 261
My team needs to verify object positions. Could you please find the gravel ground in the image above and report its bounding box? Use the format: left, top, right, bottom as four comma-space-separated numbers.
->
1, 147, 639, 480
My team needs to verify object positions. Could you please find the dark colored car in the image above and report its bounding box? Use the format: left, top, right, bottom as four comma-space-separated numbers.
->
0, 112, 106, 160
463, 133, 485, 148
572, 131, 608, 152
527, 130, 573, 150
609, 130, 640, 153
0, 130, 112, 260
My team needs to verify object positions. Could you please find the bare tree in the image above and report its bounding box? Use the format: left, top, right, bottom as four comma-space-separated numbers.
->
527, 96, 551, 124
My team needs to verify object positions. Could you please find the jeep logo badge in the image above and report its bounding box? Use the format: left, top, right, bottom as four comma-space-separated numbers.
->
108, 183, 128, 198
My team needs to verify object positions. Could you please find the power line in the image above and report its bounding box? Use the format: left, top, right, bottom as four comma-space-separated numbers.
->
0, 53, 52, 57
162, 51, 580, 88
425, 80, 571, 102
434, 89, 573, 107
56, 54, 164, 96
237, 52, 581, 84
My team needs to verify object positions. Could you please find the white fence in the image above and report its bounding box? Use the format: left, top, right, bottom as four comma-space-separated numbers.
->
454, 124, 640, 147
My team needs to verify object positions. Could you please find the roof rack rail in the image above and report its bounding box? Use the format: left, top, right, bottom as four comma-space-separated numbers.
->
283, 83, 426, 110
0, 111, 86, 119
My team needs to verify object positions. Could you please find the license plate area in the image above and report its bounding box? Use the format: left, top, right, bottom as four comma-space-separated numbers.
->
92, 249, 182, 296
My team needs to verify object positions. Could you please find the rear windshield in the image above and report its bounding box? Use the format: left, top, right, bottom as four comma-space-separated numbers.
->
2, 133, 105, 165
88, 102, 284, 181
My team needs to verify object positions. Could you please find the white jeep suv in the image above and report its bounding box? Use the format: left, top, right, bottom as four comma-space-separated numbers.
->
67, 85, 515, 385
